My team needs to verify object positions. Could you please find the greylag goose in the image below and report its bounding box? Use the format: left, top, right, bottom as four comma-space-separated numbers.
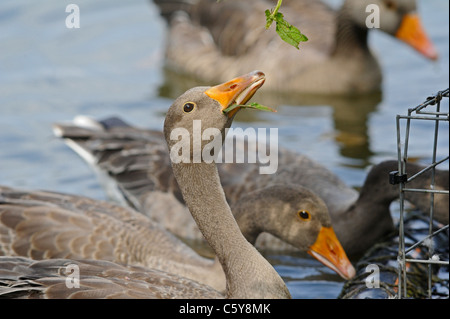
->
153, 0, 438, 95
0, 182, 355, 292
220, 159, 448, 257
0, 256, 223, 298
53, 117, 449, 258
0, 71, 355, 298
0, 185, 225, 291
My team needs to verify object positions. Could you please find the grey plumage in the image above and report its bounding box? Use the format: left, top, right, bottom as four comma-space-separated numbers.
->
53, 116, 448, 258
3, 71, 353, 298
152, 0, 437, 95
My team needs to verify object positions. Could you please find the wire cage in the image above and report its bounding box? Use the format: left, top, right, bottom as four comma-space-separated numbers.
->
392, 88, 449, 298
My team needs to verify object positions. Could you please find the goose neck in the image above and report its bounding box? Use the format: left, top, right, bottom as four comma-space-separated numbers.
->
171, 161, 290, 298
332, 7, 369, 57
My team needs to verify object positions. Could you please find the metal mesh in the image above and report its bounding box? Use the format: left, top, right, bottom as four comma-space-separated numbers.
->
338, 211, 448, 299
394, 88, 449, 298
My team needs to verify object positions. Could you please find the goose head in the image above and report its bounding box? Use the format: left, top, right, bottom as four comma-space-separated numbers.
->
164, 70, 265, 153
233, 184, 356, 280
343, 0, 438, 59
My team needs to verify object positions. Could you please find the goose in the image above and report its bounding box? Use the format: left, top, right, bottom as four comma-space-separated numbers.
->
0, 256, 224, 298
53, 117, 449, 258
152, 0, 438, 95
0, 71, 355, 298
0, 182, 355, 293
0, 185, 226, 291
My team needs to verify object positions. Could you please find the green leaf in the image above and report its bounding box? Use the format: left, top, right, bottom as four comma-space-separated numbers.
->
265, 9, 274, 29
223, 102, 277, 114
222, 104, 241, 114
244, 102, 277, 112
273, 12, 308, 49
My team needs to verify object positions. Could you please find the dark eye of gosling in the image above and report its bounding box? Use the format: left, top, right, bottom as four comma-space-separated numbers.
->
183, 102, 196, 113
297, 210, 310, 221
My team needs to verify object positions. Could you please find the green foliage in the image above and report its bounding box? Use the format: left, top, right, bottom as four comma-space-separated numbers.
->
223, 102, 277, 114
265, 0, 308, 49
217, 0, 308, 49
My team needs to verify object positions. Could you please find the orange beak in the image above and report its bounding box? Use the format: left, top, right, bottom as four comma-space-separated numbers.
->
395, 13, 438, 60
308, 226, 356, 280
204, 71, 266, 118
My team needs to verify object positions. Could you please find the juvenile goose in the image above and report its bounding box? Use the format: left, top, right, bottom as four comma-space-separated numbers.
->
153, 0, 438, 95
0, 71, 355, 298
53, 116, 449, 258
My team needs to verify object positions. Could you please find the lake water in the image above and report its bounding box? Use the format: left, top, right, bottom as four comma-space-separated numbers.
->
0, 0, 448, 299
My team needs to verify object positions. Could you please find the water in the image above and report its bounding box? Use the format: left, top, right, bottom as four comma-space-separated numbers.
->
0, 0, 448, 299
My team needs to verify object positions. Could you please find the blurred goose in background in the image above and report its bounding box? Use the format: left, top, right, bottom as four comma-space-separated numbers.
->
0, 71, 355, 298
54, 116, 449, 259
152, 0, 438, 95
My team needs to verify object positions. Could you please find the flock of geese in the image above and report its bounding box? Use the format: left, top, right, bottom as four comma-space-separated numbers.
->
1, 0, 447, 299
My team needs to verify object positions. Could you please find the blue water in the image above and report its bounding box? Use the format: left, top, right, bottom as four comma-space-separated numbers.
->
0, 0, 448, 299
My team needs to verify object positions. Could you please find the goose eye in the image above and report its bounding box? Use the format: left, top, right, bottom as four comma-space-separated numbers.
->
297, 210, 310, 221
183, 102, 196, 113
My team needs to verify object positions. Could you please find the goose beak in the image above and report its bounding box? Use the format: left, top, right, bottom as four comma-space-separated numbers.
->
205, 71, 266, 118
308, 226, 356, 280
395, 13, 438, 60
